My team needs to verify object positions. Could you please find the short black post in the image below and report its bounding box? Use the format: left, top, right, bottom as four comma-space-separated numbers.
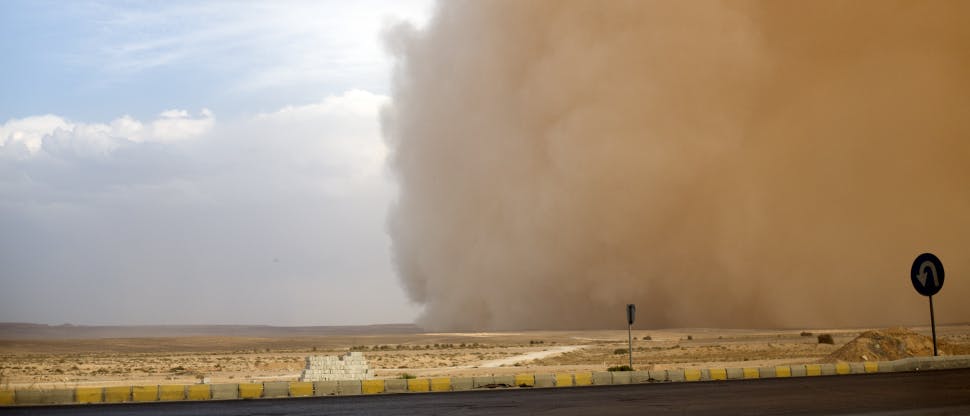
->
929, 295, 938, 356
628, 323, 633, 369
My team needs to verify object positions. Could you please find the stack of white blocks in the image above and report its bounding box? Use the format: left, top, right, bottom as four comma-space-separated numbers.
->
300, 351, 373, 381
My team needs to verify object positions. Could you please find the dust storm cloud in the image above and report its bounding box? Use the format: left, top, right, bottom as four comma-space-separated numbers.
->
381, 1, 970, 330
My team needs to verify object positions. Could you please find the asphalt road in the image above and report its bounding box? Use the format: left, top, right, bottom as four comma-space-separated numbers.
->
5, 369, 970, 416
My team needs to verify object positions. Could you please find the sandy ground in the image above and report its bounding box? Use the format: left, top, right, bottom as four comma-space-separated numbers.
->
1, 325, 968, 389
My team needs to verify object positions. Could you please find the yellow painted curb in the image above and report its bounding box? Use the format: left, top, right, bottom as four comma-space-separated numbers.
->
407, 379, 429, 393
574, 373, 592, 386
289, 382, 313, 397
239, 383, 263, 399
75, 387, 102, 404
132, 385, 158, 402
0, 390, 15, 405
430, 377, 451, 392
835, 363, 850, 375
187, 384, 210, 400
104, 386, 131, 403
685, 369, 702, 382
742, 368, 759, 379
555, 373, 574, 387
514, 374, 535, 387
864, 362, 879, 373
361, 380, 385, 394
709, 368, 727, 380
805, 364, 822, 376
776, 366, 792, 377
158, 385, 185, 401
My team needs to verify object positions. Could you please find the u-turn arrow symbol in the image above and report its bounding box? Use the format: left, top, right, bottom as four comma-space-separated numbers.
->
917, 260, 940, 288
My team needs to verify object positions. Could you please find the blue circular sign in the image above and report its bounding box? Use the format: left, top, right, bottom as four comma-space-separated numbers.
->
911, 253, 945, 296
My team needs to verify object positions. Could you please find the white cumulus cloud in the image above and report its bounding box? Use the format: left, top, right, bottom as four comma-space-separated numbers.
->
0, 109, 214, 160
0, 115, 72, 155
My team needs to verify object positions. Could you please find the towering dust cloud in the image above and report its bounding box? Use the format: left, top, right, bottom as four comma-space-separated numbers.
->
382, 1, 970, 330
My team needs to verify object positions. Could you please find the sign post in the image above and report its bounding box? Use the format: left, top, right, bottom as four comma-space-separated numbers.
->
626, 304, 636, 369
910, 253, 945, 356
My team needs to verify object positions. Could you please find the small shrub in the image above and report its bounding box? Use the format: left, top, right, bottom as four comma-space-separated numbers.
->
613, 348, 628, 355
800, 331, 813, 337
818, 334, 835, 345
400, 373, 416, 379
686, 335, 693, 340
607, 365, 633, 372
643, 335, 652, 341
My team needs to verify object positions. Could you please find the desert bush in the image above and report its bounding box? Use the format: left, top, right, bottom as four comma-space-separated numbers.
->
818, 334, 835, 344
613, 348, 628, 355
643, 335, 652, 340
801, 331, 813, 337
399, 373, 416, 379
607, 365, 633, 371
687, 335, 693, 340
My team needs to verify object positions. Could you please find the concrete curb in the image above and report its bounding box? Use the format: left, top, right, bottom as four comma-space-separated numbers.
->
3, 355, 969, 406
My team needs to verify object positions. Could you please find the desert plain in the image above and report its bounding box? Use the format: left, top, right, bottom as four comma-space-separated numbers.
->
2, 323, 969, 390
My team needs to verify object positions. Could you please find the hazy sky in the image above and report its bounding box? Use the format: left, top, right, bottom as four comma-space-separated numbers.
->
384, 1, 970, 330
0, 0, 431, 325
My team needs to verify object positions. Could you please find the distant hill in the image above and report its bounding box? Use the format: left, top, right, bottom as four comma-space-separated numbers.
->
0, 322, 423, 340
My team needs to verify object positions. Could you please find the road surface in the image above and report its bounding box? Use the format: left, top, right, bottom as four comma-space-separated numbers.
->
5, 368, 970, 415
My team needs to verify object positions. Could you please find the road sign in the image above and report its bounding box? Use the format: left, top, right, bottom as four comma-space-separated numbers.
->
626, 304, 636, 369
911, 253, 945, 356
911, 253, 945, 296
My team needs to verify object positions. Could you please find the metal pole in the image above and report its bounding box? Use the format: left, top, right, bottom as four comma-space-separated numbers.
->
628, 323, 633, 369
930, 295, 938, 356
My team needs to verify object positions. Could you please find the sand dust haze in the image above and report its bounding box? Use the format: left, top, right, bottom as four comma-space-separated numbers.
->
381, 1, 970, 330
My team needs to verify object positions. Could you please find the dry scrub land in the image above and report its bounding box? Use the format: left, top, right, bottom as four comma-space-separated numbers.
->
1, 325, 968, 390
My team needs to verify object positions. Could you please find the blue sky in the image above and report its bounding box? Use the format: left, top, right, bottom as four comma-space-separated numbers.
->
0, 1, 432, 325
1, 1, 429, 121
